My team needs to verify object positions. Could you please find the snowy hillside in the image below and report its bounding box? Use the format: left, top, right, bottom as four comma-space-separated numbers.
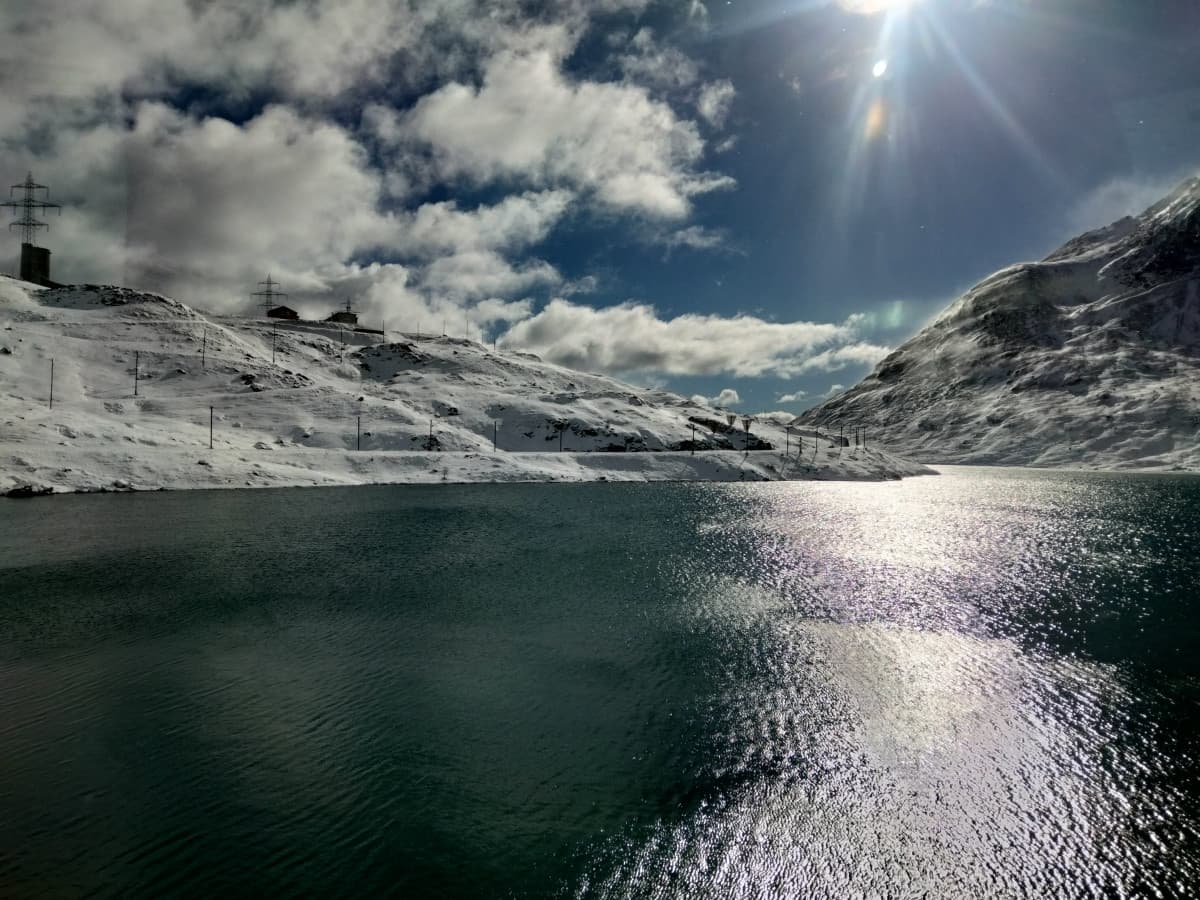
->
0, 278, 930, 494
798, 177, 1200, 470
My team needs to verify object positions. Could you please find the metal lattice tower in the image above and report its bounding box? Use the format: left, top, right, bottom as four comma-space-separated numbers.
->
1, 172, 61, 246
251, 274, 287, 315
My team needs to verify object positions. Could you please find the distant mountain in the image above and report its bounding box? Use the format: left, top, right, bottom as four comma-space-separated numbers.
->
798, 177, 1200, 470
0, 279, 929, 493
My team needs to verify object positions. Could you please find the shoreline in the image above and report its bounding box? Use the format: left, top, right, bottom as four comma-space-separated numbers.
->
2, 446, 936, 498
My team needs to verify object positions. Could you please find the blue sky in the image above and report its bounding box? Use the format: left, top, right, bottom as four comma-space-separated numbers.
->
3, 0, 1200, 412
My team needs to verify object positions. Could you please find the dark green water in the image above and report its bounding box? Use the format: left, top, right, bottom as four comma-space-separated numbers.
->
1, 468, 1198, 898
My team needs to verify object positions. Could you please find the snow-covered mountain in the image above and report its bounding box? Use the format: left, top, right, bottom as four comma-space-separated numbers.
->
0, 278, 929, 494
798, 177, 1200, 470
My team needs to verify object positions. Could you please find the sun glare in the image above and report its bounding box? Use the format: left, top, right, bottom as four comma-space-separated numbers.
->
872, 59, 889, 78
838, 0, 920, 14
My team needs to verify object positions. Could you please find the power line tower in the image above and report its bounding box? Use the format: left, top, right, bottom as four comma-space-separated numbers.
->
251, 274, 287, 315
2, 172, 62, 285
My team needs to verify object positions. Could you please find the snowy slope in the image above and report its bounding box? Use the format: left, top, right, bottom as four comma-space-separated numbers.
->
0, 278, 930, 494
797, 177, 1200, 470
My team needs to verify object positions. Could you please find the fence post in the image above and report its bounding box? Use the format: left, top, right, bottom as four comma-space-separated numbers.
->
209, 406, 213, 449
357, 415, 361, 451
134, 351, 139, 396
201, 327, 206, 369
49, 359, 54, 410
493, 421, 498, 452
691, 422, 696, 455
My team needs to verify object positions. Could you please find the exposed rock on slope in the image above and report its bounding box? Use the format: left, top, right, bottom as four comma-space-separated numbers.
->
798, 177, 1200, 470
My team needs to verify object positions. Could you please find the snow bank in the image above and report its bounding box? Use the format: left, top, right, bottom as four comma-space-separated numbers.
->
1, 278, 931, 496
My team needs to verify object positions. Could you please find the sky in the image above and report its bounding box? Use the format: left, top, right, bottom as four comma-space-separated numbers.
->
2, 0, 1199, 413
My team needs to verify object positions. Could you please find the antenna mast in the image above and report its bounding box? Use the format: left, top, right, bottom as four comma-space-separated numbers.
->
251, 274, 287, 315
1, 172, 61, 247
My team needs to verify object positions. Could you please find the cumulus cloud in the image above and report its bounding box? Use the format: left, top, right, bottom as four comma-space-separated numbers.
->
421, 252, 561, 301
697, 80, 736, 128
711, 388, 741, 407
395, 25, 733, 218
395, 190, 573, 258
0, 0, 750, 371
499, 299, 883, 378
618, 28, 700, 91
776, 391, 808, 403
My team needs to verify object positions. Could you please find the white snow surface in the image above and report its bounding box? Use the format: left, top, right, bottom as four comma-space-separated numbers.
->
0, 279, 930, 495
799, 176, 1200, 471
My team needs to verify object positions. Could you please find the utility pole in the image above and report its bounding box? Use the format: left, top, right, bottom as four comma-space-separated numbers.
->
48, 359, 54, 410
251, 274, 287, 316
2, 173, 61, 283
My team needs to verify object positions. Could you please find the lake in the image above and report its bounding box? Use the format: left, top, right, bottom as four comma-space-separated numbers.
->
1, 469, 1198, 898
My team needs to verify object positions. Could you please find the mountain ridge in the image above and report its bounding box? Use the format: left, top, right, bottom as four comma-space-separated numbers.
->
797, 177, 1200, 470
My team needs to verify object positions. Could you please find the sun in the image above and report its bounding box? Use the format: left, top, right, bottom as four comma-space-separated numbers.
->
837, 0, 920, 14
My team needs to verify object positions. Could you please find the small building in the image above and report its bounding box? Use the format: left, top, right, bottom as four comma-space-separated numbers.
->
326, 309, 358, 325
267, 305, 299, 320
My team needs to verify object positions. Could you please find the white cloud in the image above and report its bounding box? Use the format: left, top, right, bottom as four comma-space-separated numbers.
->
712, 388, 741, 407
421, 251, 561, 301
396, 25, 732, 218
618, 28, 700, 91
396, 190, 573, 257
796, 342, 891, 373
499, 299, 882, 378
823, 383, 846, 398
776, 391, 808, 403
659, 225, 728, 253
697, 80, 736, 128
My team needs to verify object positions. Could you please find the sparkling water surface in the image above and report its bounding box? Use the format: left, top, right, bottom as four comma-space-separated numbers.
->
1, 468, 1197, 898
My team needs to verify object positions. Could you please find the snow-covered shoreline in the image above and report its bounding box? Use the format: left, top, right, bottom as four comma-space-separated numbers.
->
2, 446, 931, 497
2, 278, 933, 496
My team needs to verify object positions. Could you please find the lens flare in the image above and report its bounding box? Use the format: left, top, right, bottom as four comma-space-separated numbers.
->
873, 59, 889, 78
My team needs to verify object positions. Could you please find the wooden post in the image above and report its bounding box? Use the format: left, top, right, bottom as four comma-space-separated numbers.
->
493, 421, 498, 452
49, 359, 54, 410
785, 427, 789, 457
272, 322, 277, 365
357, 415, 361, 451
691, 422, 696, 455
429, 419, 433, 451
558, 423, 564, 452
209, 406, 213, 449
134, 351, 139, 396
201, 327, 206, 369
